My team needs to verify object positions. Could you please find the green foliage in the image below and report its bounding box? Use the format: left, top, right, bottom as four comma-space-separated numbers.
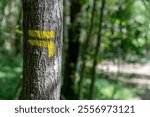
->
0, 0, 22, 56
0, 56, 22, 99
0, 0, 23, 99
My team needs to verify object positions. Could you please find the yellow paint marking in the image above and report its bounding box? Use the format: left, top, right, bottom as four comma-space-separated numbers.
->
29, 40, 55, 57
28, 30, 55, 39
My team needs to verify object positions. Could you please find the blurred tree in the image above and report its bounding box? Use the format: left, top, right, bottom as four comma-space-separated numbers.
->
23, 0, 63, 99
62, 0, 83, 99
89, 0, 106, 99
14, 5, 22, 55
78, 0, 97, 99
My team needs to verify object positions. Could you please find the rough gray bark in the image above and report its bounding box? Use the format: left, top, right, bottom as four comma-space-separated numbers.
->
23, 0, 63, 100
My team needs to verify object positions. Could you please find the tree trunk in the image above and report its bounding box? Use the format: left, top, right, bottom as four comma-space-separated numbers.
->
78, 0, 97, 99
62, 0, 82, 99
89, 0, 106, 100
23, 0, 63, 100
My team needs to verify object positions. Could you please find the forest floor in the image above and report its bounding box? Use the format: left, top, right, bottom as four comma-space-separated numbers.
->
97, 61, 150, 99
98, 61, 150, 85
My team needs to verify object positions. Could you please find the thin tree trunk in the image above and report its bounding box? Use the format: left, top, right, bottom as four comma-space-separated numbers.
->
23, 0, 63, 100
89, 0, 106, 100
78, 0, 97, 99
15, 4, 22, 55
62, 0, 82, 99
61, 0, 68, 99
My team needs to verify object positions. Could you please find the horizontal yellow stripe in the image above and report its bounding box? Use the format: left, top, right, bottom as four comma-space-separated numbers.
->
28, 30, 55, 39
28, 40, 55, 57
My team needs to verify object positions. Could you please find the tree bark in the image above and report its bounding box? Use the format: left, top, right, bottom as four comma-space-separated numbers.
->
23, 0, 63, 100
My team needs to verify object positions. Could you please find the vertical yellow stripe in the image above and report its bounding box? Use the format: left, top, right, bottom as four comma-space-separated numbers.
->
48, 41, 55, 57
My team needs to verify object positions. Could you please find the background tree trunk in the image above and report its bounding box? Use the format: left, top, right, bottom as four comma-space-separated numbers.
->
62, 0, 82, 99
78, 0, 97, 99
89, 0, 106, 99
23, 0, 63, 100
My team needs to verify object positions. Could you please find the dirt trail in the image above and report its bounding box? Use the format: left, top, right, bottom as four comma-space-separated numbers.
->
97, 61, 150, 86
98, 61, 150, 76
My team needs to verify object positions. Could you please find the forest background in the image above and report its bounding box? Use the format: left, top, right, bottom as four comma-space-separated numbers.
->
0, 0, 150, 100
